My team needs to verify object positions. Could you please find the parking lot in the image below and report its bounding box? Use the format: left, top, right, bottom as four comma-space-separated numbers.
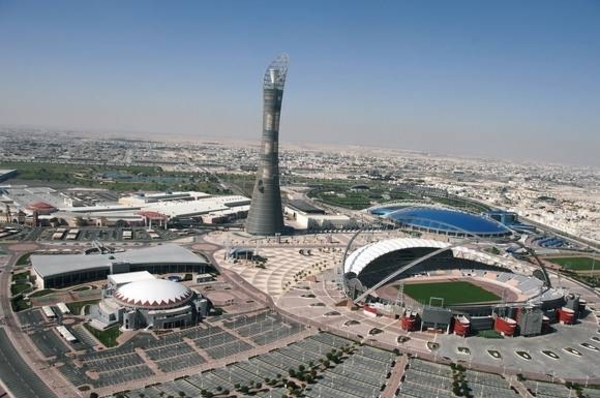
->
29, 329, 71, 358
37, 226, 182, 243
0, 329, 58, 398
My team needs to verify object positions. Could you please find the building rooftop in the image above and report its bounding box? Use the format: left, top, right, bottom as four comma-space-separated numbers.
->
143, 195, 250, 218
108, 271, 155, 286
381, 206, 511, 237
287, 200, 325, 214
114, 278, 193, 309
31, 244, 206, 278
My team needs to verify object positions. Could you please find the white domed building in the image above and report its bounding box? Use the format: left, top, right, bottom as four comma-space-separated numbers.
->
90, 271, 210, 331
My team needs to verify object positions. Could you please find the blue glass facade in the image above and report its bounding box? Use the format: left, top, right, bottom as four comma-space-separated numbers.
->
376, 206, 511, 238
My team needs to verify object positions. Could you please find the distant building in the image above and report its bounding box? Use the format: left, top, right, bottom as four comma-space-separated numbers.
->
284, 200, 357, 231
25, 201, 57, 215
485, 210, 537, 232
118, 191, 210, 206
371, 206, 512, 238
55, 194, 250, 227
350, 184, 370, 192
0, 169, 17, 182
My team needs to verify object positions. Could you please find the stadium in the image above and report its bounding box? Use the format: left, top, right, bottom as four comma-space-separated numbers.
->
369, 205, 512, 238
343, 237, 576, 337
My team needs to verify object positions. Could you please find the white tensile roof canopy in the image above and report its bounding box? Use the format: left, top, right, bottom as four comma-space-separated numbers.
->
114, 278, 193, 309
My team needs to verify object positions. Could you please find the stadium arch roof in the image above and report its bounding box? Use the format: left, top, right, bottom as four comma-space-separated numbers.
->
344, 237, 517, 276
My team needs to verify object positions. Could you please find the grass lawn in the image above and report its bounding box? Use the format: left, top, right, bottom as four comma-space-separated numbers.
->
11, 296, 31, 312
16, 253, 32, 266
11, 271, 30, 282
546, 257, 599, 271
403, 281, 500, 306
83, 323, 121, 347
67, 299, 100, 315
10, 283, 31, 296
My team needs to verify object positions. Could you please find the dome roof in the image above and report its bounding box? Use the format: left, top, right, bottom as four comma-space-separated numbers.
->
26, 201, 57, 211
383, 207, 511, 237
114, 279, 193, 309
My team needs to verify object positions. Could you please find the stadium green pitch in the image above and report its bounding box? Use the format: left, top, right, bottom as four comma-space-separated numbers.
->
403, 281, 501, 306
546, 257, 598, 271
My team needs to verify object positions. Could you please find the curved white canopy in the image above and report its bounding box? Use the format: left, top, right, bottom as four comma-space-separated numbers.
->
344, 238, 515, 276
115, 279, 193, 309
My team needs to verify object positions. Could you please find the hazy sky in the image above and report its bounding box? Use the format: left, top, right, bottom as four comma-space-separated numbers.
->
1, 1, 599, 165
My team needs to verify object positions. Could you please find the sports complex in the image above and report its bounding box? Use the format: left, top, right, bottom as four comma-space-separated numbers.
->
368, 205, 512, 238
340, 205, 591, 337
342, 235, 571, 337
3, 204, 600, 398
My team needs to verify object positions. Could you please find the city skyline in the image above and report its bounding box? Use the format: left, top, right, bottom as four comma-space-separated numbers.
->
1, 0, 599, 166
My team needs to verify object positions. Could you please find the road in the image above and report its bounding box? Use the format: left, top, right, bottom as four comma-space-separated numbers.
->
0, 247, 79, 398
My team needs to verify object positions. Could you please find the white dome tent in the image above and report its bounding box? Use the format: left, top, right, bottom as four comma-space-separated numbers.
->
90, 273, 209, 331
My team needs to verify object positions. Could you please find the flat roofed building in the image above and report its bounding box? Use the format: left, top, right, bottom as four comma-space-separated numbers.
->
0, 169, 17, 182
285, 207, 356, 231
118, 191, 210, 206
284, 200, 358, 230
286, 200, 326, 215
31, 244, 209, 289
53, 194, 250, 226
108, 270, 155, 288
196, 273, 214, 283
143, 195, 250, 219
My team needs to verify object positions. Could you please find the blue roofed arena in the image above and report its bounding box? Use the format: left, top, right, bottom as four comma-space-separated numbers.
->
369, 205, 512, 238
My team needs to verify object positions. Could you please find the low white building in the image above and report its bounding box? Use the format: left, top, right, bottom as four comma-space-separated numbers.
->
284, 200, 357, 230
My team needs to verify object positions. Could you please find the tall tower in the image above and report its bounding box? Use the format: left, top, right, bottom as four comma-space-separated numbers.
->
246, 54, 289, 236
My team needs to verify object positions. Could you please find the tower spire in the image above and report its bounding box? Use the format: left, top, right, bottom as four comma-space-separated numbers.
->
246, 54, 289, 236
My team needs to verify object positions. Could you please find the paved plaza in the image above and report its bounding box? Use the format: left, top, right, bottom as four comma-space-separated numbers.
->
209, 231, 600, 385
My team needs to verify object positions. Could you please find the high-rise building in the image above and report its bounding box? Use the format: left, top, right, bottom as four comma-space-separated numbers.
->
245, 54, 289, 236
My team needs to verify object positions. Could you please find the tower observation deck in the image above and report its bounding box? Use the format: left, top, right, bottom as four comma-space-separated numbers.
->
246, 54, 289, 236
